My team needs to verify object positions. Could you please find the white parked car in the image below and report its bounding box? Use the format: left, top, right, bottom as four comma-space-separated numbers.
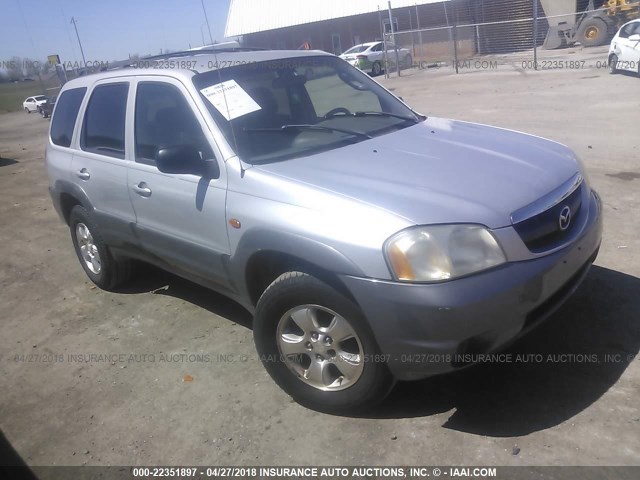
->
23, 95, 49, 113
340, 42, 412, 76
608, 19, 640, 75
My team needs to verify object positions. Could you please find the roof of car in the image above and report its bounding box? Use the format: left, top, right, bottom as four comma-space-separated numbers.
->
60, 49, 333, 90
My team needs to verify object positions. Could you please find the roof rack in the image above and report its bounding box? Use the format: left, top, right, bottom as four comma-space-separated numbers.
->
143, 47, 267, 61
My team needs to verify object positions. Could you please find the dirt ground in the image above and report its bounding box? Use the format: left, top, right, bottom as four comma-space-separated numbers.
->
0, 56, 639, 470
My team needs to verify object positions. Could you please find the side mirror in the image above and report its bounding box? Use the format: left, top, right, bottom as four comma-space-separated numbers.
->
156, 145, 219, 178
629, 34, 640, 42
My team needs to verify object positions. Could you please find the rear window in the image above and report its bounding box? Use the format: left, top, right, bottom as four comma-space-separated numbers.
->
81, 83, 129, 159
50, 87, 86, 147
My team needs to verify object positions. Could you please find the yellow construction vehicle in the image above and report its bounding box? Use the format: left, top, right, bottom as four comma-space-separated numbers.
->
541, 0, 640, 49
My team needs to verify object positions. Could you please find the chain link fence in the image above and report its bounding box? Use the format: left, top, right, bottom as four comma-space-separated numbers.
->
382, 0, 639, 76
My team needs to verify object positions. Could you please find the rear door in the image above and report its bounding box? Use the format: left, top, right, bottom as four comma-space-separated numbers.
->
71, 79, 136, 247
126, 77, 230, 287
369, 43, 384, 63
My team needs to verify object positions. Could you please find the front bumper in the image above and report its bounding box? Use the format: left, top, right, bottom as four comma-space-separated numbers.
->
341, 190, 603, 381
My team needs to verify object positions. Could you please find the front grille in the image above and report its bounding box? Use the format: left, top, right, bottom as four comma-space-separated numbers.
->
513, 182, 583, 253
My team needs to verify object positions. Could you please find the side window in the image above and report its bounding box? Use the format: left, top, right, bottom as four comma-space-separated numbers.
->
134, 82, 213, 166
81, 83, 128, 159
620, 24, 635, 38
50, 87, 86, 147
371, 44, 382, 52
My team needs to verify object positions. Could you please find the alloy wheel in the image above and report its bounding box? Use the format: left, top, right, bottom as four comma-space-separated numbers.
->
75, 222, 102, 274
276, 304, 364, 391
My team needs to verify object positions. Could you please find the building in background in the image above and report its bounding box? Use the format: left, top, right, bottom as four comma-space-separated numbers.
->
225, 0, 460, 55
225, 0, 545, 61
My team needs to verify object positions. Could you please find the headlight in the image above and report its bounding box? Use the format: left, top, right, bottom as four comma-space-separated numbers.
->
384, 225, 506, 282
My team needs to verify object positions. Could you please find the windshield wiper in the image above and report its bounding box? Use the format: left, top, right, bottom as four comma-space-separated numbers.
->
353, 111, 420, 122
244, 124, 372, 139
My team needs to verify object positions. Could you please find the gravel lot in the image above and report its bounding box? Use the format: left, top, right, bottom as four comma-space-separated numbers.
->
0, 57, 639, 469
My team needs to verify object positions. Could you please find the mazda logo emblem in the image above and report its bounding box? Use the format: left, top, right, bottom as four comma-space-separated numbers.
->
559, 206, 571, 231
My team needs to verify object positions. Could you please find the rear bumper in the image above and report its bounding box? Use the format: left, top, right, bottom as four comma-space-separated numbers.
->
341, 190, 603, 380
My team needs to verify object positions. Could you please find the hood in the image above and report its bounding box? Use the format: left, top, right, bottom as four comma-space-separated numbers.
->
254, 117, 580, 229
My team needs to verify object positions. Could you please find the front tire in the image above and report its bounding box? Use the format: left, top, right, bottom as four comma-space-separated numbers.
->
25, 107, 30, 114
609, 54, 619, 74
253, 271, 394, 412
578, 18, 608, 47
69, 205, 131, 290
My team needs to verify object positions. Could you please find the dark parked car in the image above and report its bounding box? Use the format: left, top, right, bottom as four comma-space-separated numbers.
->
39, 96, 56, 118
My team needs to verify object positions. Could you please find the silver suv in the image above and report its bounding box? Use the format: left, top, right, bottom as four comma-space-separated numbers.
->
46, 50, 602, 412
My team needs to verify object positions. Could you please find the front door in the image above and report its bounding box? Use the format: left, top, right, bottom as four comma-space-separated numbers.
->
620, 22, 640, 69
126, 77, 230, 287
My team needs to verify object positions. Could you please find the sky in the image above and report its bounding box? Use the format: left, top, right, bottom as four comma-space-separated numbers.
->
0, 0, 233, 65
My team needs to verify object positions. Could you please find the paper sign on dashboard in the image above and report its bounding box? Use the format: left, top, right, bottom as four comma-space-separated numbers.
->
200, 80, 261, 121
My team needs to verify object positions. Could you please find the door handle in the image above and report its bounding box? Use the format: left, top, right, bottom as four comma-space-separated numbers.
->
76, 168, 90, 180
132, 182, 152, 197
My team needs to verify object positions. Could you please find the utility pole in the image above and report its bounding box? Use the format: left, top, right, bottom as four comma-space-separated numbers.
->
387, 1, 401, 77
70, 16, 87, 68
416, 4, 423, 61
443, 2, 457, 73
533, 0, 539, 70
201, 0, 214, 45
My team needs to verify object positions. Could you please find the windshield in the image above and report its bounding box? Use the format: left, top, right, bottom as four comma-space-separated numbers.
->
35, 96, 47, 101
343, 45, 369, 55
193, 55, 423, 164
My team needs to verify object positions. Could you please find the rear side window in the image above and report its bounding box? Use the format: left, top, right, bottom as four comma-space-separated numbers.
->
50, 87, 86, 147
81, 83, 129, 159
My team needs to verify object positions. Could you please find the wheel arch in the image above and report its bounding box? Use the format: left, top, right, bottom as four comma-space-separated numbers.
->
53, 180, 94, 225
230, 229, 366, 307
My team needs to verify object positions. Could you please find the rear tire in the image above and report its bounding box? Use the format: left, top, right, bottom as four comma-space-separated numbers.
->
25, 108, 30, 114
253, 271, 395, 412
69, 205, 132, 290
578, 18, 608, 47
372, 61, 382, 76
